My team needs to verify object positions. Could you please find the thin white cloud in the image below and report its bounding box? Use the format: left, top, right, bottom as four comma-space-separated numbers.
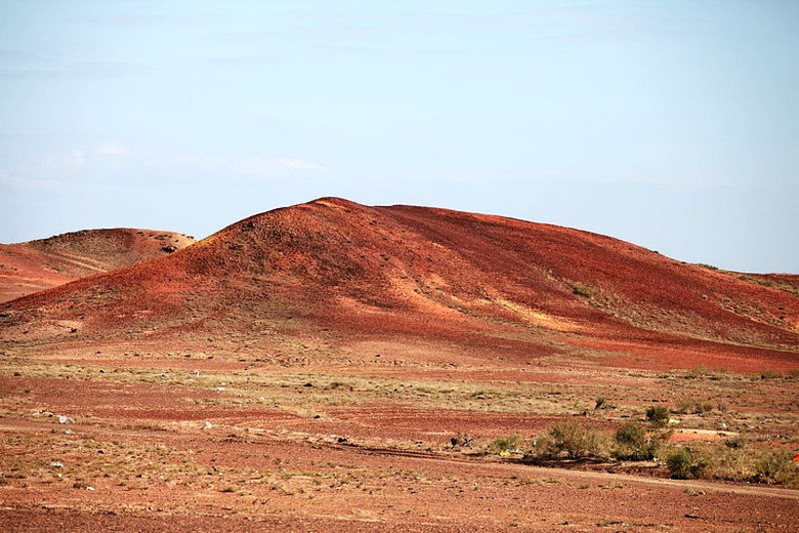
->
232, 156, 328, 176
98, 142, 129, 156
156, 153, 329, 177
39, 149, 86, 171
0, 61, 151, 80
0, 168, 71, 190
272, 158, 329, 173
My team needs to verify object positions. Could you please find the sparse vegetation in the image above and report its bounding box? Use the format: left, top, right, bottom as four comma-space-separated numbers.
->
759, 369, 782, 380
665, 447, 703, 479
645, 406, 670, 428
753, 450, 798, 485
594, 397, 606, 410
527, 421, 610, 462
488, 435, 522, 454
450, 432, 474, 448
675, 398, 713, 415
571, 284, 593, 298
656, 443, 799, 487
612, 422, 666, 461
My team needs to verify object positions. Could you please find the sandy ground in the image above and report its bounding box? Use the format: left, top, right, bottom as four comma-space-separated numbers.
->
2, 352, 798, 532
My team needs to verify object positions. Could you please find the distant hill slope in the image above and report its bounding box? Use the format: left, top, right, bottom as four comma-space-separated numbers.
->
0, 228, 195, 303
2, 198, 796, 371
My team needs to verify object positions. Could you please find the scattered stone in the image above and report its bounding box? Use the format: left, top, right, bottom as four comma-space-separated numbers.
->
50, 461, 64, 468
203, 421, 213, 430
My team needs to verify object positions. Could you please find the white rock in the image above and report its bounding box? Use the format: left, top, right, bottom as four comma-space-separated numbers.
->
50, 461, 64, 468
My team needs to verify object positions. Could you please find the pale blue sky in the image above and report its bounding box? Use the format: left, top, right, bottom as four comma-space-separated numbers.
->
1, 1, 797, 272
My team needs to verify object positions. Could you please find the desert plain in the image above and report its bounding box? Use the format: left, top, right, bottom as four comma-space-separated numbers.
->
1, 198, 798, 531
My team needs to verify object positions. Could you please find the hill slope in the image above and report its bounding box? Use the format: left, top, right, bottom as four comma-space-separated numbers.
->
1, 198, 797, 371
0, 228, 195, 303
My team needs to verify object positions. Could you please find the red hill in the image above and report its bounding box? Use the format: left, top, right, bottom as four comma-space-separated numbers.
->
0, 228, 195, 303
1, 198, 797, 372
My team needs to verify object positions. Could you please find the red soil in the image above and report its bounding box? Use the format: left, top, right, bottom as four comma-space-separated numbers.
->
0, 228, 195, 303
1, 197, 797, 372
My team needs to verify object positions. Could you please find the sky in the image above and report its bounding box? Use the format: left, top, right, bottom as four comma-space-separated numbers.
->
1, 0, 797, 273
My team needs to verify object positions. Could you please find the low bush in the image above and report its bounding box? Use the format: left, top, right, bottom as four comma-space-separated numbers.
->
612, 422, 665, 461
665, 447, 705, 479
594, 397, 606, 410
450, 432, 474, 448
753, 450, 798, 485
528, 421, 610, 462
645, 406, 670, 428
657, 443, 798, 487
488, 435, 522, 454
675, 398, 713, 415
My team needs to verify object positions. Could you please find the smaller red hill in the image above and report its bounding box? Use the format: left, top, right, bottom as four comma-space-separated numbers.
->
0, 229, 195, 303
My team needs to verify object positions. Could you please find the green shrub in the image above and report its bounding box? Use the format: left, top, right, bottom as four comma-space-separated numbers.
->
489, 435, 521, 454
665, 447, 705, 479
613, 422, 662, 461
658, 443, 798, 487
529, 421, 610, 461
646, 406, 670, 428
753, 450, 798, 485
